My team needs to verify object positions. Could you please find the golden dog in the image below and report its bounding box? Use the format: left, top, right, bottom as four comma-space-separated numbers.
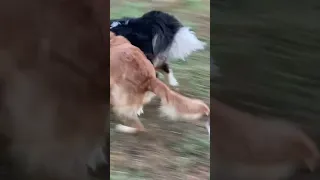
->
110, 32, 209, 133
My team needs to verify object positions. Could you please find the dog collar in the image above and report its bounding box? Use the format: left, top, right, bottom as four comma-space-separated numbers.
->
110, 20, 130, 29
110, 21, 121, 29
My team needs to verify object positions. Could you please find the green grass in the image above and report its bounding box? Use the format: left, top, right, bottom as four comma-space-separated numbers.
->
110, 1, 150, 18
171, 133, 210, 158
111, 170, 149, 180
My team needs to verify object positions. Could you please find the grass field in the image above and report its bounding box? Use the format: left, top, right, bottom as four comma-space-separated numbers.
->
110, 0, 210, 179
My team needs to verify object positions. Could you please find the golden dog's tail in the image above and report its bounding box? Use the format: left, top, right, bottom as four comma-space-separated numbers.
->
149, 78, 209, 121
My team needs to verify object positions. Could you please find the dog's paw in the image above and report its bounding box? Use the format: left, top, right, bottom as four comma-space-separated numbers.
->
115, 124, 137, 134
169, 77, 179, 86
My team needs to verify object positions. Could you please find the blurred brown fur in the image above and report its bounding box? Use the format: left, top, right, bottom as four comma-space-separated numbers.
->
211, 99, 320, 180
0, 0, 108, 179
110, 32, 209, 133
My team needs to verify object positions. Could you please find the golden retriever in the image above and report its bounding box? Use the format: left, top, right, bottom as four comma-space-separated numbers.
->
110, 32, 209, 133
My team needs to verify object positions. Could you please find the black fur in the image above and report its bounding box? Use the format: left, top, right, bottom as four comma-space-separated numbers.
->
110, 11, 183, 68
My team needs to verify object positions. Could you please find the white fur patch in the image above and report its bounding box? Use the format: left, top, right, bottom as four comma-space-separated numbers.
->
115, 124, 137, 134
159, 104, 203, 121
152, 56, 161, 67
137, 106, 144, 116
205, 121, 210, 136
166, 27, 206, 60
143, 91, 156, 104
110, 21, 121, 29
152, 34, 158, 54
164, 69, 179, 86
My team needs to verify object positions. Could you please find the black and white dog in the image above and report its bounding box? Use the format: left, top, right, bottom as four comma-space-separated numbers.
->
110, 10, 205, 86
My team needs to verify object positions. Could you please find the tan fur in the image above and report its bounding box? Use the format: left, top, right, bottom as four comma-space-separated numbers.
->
110, 32, 209, 133
211, 99, 320, 180
0, 0, 109, 179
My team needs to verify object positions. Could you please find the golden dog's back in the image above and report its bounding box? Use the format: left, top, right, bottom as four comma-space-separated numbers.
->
110, 33, 155, 90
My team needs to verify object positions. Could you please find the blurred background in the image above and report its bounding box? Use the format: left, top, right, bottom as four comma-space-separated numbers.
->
212, 0, 320, 129
110, 0, 210, 179
212, 0, 320, 179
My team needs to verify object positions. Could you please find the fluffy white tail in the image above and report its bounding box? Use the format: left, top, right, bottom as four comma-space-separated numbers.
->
167, 27, 206, 61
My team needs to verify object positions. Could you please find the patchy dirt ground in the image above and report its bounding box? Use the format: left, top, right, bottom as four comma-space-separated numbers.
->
110, 0, 210, 179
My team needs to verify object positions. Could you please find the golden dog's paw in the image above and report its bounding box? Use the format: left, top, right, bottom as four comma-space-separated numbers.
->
115, 124, 137, 134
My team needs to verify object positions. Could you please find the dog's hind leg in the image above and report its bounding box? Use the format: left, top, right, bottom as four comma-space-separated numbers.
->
159, 63, 179, 86
112, 88, 149, 134
130, 115, 146, 132
115, 114, 146, 134
113, 103, 146, 134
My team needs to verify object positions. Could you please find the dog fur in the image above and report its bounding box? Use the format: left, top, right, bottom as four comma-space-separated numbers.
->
0, 0, 109, 179
110, 10, 206, 87
211, 99, 320, 180
110, 32, 209, 133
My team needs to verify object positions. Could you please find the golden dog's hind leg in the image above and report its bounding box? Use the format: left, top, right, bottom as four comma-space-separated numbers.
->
112, 90, 148, 134
131, 115, 146, 132
114, 104, 146, 134
115, 115, 146, 134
